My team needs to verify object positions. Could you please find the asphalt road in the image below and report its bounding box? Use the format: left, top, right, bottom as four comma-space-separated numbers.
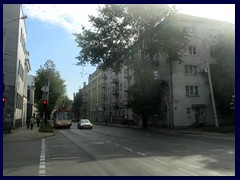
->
3, 123, 235, 176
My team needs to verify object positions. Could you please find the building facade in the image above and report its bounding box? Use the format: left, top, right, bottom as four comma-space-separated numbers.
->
3, 4, 30, 128
27, 75, 35, 118
158, 14, 234, 128
78, 15, 234, 128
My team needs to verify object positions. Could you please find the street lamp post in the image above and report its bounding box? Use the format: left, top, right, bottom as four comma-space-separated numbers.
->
190, 35, 219, 128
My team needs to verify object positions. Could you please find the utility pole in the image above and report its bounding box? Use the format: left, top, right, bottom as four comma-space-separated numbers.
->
191, 35, 219, 128
169, 59, 174, 128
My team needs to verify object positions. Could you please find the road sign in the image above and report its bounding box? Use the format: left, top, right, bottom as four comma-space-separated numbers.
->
42, 93, 47, 100
41, 86, 49, 93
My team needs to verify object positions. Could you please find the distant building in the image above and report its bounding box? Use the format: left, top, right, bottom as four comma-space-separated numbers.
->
27, 75, 35, 118
3, 4, 30, 128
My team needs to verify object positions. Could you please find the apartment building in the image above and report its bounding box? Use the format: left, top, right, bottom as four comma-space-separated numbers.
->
158, 14, 234, 128
3, 4, 30, 128
80, 14, 234, 127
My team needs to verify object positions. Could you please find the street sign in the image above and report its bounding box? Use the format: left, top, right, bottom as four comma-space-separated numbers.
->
42, 93, 47, 100
41, 86, 49, 93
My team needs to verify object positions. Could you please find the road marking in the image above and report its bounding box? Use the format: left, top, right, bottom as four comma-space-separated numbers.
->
124, 147, 133, 152
101, 154, 122, 158
137, 152, 146, 156
154, 159, 169, 166
39, 138, 46, 176
114, 143, 120, 146
51, 157, 82, 160
92, 141, 105, 144
178, 168, 198, 176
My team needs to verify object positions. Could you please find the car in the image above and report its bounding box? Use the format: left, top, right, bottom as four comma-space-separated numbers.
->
78, 119, 93, 129
54, 119, 72, 129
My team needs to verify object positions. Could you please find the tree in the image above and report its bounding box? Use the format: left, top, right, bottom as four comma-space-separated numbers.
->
34, 60, 66, 120
72, 90, 83, 120
56, 96, 73, 110
210, 27, 235, 118
127, 60, 168, 128
74, 5, 187, 72
74, 5, 188, 128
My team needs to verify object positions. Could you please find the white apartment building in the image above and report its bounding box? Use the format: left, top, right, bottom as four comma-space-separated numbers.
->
157, 14, 234, 128
3, 4, 30, 128
80, 14, 234, 128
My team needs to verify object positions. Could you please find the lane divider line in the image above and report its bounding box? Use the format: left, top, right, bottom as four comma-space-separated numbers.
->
39, 138, 46, 176
124, 147, 133, 152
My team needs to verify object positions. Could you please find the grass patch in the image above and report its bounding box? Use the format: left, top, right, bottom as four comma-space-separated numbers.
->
197, 125, 235, 133
39, 122, 54, 133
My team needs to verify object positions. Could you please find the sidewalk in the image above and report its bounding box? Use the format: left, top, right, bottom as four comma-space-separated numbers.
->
3, 125, 55, 142
94, 122, 235, 140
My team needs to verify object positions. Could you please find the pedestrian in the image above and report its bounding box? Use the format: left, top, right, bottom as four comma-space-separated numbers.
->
30, 116, 35, 130
26, 115, 30, 129
37, 115, 40, 127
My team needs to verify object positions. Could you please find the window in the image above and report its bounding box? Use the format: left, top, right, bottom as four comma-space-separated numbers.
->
186, 107, 192, 115
210, 47, 217, 58
186, 86, 199, 96
185, 65, 198, 75
186, 107, 193, 118
184, 46, 197, 55
27, 89, 30, 101
185, 26, 196, 36
209, 29, 220, 41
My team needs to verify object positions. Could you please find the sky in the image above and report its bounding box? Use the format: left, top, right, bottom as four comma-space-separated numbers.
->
22, 4, 235, 100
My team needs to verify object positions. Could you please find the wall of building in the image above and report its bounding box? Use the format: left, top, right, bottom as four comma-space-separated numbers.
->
3, 4, 29, 128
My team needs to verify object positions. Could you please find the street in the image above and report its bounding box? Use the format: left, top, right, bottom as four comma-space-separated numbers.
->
3, 123, 235, 176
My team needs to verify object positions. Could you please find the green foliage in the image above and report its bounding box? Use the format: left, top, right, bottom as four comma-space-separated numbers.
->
38, 122, 54, 133
74, 4, 188, 72
72, 90, 83, 120
56, 96, 73, 110
74, 5, 188, 128
34, 60, 66, 118
210, 28, 235, 117
128, 61, 168, 128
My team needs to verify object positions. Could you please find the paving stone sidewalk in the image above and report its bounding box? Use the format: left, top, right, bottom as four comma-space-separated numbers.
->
3, 125, 55, 142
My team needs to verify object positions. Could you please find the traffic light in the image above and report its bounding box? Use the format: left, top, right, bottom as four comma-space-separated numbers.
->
3, 97, 6, 108
43, 99, 47, 111
43, 100, 47, 105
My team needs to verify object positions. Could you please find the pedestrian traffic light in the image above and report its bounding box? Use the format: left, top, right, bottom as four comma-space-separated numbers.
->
3, 97, 6, 108
43, 100, 47, 105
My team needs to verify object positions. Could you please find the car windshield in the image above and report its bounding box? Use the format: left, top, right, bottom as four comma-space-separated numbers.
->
81, 119, 90, 123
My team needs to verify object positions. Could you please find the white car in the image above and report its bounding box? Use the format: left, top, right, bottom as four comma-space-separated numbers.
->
78, 119, 93, 129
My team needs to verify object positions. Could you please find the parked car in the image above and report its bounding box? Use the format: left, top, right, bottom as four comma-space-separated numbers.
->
78, 119, 93, 129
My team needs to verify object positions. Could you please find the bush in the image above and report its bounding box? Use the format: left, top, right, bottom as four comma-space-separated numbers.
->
39, 122, 54, 133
